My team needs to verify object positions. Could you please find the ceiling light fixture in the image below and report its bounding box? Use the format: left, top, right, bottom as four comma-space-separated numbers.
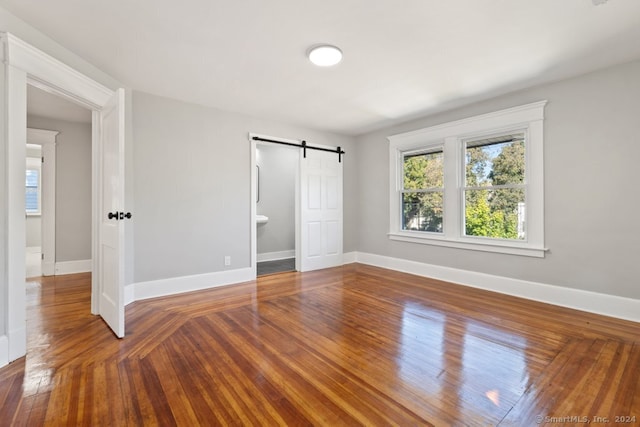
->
308, 45, 343, 67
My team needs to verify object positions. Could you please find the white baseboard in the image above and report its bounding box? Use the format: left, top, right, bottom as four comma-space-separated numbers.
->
257, 250, 295, 262
55, 259, 92, 275
42, 261, 55, 276
121, 251, 640, 324
124, 284, 135, 306
343, 251, 357, 264
126, 267, 254, 305
7, 326, 26, 364
353, 252, 640, 323
0, 335, 8, 368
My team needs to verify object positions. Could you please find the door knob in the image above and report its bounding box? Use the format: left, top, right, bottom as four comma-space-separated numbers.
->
108, 211, 132, 220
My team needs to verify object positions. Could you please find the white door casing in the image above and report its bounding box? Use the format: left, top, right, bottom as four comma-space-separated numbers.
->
1, 32, 126, 365
249, 133, 344, 277
299, 148, 343, 272
98, 88, 126, 338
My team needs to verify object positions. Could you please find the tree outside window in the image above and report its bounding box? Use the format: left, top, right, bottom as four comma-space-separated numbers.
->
464, 133, 526, 240
401, 150, 443, 233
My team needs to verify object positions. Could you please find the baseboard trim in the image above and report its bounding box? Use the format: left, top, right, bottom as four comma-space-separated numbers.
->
42, 261, 55, 276
124, 284, 135, 306
55, 259, 92, 275
6, 326, 26, 365
121, 251, 640, 323
0, 335, 8, 368
354, 252, 640, 323
127, 267, 254, 305
257, 250, 295, 262
343, 251, 357, 264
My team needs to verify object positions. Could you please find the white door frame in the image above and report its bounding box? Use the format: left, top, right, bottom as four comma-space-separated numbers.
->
1, 32, 115, 364
26, 128, 58, 276
249, 132, 344, 277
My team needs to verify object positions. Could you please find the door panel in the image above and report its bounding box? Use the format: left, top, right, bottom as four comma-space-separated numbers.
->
326, 221, 339, 255
98, 88, 125, 338
300, 149, 343, 272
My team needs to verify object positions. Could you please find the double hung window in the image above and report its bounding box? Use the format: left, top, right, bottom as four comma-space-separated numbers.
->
26, 167, 41, 215
401, 148, 444, 233
388, 102, 546, 257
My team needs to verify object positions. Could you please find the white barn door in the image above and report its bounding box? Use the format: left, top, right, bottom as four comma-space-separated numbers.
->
299, 148, 343, 272
98, 88, 126, 337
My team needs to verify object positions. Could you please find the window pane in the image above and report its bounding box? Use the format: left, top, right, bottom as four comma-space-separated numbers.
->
402, 192, 443, 232
403, 150, 443, 190
26, 169, 39, 187
465, 188, 525, 240
25, 169, 39, 213
26, 188, 39, 212
465, 133, 525, 186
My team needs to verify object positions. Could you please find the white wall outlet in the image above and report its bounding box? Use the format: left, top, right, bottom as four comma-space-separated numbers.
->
224, 256, 231, 266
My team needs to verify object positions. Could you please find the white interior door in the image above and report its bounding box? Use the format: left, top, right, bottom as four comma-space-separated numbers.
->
299, 148, 343, 272
98, 88, 125, 337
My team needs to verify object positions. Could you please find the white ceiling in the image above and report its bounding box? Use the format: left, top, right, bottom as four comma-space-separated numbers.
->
5, 0, 640, 135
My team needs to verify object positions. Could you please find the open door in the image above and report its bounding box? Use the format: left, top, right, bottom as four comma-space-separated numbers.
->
98, 88, 126, 337
299, 148, 343, 272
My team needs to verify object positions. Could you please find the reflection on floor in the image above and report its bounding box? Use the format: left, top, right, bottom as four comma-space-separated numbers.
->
257, 257, 295, 276
26, 246, 42, 278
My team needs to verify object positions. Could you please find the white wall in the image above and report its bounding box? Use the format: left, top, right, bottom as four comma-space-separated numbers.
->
256, 144, 297, 258
25, 216, 41, 248
27, 116, 92, 263
132, 91, 357, 283
354, 58, 640, 300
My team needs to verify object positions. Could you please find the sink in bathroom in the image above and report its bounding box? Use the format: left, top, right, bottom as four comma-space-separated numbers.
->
256, 214, 269, 224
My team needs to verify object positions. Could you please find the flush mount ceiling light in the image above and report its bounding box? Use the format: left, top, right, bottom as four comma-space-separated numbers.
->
308, 45, 343, 67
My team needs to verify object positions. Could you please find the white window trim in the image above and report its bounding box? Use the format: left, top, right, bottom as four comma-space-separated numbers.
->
388, 101, 547, 258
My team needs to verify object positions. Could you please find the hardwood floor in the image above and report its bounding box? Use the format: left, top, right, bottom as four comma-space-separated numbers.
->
1, 264, 639, 425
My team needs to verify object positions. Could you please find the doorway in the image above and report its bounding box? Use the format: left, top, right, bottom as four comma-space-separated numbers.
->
255, 143, 298, 276
3, 32, 127, 365
25, 143, 42, 278
249, 133, 344, 279
24, 84, 93, 280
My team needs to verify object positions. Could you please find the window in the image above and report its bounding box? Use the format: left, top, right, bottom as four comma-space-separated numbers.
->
26, 160, 41, 215
464, 132, 526, 240
402, 148, 444, 232
388, 101, 546, 257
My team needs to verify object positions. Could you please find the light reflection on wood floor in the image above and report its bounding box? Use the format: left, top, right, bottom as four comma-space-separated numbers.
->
0, 264, 638, 425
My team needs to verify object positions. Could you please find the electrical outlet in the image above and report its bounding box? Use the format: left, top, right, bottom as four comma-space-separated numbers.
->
224, 256, 231, 266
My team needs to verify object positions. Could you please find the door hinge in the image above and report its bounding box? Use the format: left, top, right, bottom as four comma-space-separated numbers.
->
41, 253, 44, 260
42, 156, 45, 163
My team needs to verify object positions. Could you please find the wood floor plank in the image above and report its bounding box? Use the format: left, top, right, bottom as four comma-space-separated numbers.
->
1, 264, 639, 425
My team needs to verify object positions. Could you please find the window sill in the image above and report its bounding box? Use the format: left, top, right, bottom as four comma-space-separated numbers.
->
388, 231, 547, 258
26, 212, 41, 217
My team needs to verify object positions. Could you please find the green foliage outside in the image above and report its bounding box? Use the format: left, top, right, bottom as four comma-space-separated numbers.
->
402, 152, 443, 232
403, 139, 525, 240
